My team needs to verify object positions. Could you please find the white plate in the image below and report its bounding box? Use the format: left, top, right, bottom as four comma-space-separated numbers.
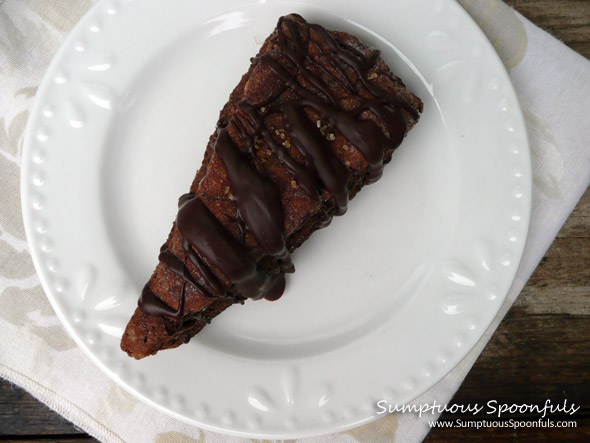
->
21, 0, 531, 438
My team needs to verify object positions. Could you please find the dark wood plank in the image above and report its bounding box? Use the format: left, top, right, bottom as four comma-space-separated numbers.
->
0, 439, 94, 443
0, 379, 93, 439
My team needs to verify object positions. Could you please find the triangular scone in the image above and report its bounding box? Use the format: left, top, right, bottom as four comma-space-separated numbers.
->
121, 14, 423, 359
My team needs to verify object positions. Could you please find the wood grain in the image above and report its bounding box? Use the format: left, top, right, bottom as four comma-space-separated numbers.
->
0, 379, 89, 438
1, 1, 589, 441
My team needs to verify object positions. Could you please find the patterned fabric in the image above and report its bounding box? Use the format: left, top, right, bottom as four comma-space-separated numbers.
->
0, 1, 589, 442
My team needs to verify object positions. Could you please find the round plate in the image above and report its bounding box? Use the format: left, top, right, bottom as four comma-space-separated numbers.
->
21, 0, 530, 438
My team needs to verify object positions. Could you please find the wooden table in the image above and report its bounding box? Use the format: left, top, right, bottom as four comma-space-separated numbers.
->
1, 1, 588, 441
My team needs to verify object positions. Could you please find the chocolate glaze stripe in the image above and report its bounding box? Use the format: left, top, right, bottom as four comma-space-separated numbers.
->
139, 251, 232, 322
214, 128, 294, 272
237, 101, 319, 198
278, 17, 341, 105
182, 242, 227, 296
139, 282, 185, 320
176, 194, 286, 301
158, 251, 203, 294
139, 282, 212, 336
159, 249, 235, 303
138, 208, 247, 321
282, 103, 349, 214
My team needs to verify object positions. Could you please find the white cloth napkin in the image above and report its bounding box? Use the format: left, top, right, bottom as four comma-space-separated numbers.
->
1, 1, 589, 442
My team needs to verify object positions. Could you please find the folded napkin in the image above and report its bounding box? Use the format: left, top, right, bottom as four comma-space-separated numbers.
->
0, 1, 588, 442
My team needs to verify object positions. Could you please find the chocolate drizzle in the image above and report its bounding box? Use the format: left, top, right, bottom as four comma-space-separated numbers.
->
158, 251, 202, 295
138, 283, 185, 320
255, 15, 412, 183
176, 195, 286, 301
282, 103, 349, 214
237, 101, 319, 198
213, 128, 294, 272
137, 242, 239, 325
137, 13, 417, 324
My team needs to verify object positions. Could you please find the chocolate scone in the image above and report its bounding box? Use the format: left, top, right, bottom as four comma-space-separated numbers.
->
121, 13, 423, 359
